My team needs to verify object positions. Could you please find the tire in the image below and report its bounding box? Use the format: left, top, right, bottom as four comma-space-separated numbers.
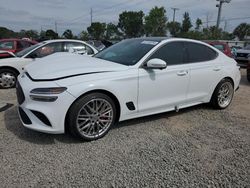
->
247, 69, 250, 82
0, 68, 18, 89
67, 93, 117, 141
210, 78, 234, 109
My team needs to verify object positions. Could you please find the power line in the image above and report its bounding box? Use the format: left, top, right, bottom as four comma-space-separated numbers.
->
202, 16, 250, 24
58, 0, 133, 25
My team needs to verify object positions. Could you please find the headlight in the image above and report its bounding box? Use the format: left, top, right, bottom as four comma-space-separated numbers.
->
30, 87, 67, 102
30, 95, 58, 102
30, 87, 67, 95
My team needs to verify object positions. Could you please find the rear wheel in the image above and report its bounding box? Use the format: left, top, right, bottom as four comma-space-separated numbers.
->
67, 93, 116, 141
0, 69, 18, 89
210, 79, 234, 109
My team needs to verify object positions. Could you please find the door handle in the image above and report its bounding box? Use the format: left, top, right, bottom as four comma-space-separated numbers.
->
213, 67, 221, 71
177, 70, 188, 76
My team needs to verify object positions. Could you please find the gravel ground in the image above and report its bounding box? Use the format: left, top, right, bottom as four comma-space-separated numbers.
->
0, 70, 249, 187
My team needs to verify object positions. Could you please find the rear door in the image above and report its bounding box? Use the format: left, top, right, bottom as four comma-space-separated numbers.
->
184, 42, 221, 103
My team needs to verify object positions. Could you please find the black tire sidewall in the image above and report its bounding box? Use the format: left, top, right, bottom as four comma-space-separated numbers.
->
247, 69, 250, 82
67, 92, 117, 141
0, 68, 18, 89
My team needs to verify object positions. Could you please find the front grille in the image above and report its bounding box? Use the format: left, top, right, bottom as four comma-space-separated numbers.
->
16, 81, 25, 105
18, 107, 32, 125
237, 53, 249, 58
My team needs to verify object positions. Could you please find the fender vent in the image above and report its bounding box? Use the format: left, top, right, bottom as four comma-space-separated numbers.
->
126, 102, 136, 111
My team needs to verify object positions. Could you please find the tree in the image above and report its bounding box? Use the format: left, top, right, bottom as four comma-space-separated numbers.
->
79, 31, 90, 41
87, 22, 106, 40
144, 6, 167, 36
233, 23, 250, 40
167, 22, 181, 37
203, 26, 222, 40
181, 12, 192, 33
195, 18, 202, 31
118, 11, 144, 38
18, 29, 39, 39
45, 29, 59, 39
105, 23, 119, 40
62, 29, 74, 39
0, 27, 17, 39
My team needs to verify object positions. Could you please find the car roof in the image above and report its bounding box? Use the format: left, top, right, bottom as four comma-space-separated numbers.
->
42, 39, 88, 44
205, 41, 228, 45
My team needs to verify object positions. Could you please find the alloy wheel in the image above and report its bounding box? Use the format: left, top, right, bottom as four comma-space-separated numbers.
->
76, 98, 114, 139
217, 82, 234, 108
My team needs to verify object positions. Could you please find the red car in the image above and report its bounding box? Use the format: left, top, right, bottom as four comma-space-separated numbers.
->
0, 39, 37, 59
206, 41, 233, 58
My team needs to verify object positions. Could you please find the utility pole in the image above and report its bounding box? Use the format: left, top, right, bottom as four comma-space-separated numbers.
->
224, 20, 228, 31
171, 7, 179, 22
55, 21, 57, 33
216, 0, 231, 28
90, 8, 93, 25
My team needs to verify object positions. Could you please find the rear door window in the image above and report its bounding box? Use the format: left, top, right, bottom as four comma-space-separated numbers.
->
64, 42, 94, 55
185, 42, 218, 63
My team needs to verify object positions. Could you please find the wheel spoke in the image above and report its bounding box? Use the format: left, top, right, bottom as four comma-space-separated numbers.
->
217, 82, 233, 108
76, 98, 114, 138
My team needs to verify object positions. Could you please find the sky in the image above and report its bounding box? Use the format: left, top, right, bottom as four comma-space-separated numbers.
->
0, 0, 249, 36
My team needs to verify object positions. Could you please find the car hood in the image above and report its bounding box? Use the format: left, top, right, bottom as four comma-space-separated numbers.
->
237, 49, 250, 53
0, 57, 26, 63
25, 53, 129, 81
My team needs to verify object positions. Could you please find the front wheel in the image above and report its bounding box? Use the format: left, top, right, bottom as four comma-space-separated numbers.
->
67, 93, 116, 141
0, 69, 18, 89
210, 79, 234, 109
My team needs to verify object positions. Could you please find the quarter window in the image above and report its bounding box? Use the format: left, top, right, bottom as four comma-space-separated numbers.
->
185, 42, 217, 63
149, 42, 186, 66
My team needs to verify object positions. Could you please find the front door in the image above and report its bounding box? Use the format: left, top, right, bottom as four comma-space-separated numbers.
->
138, 42, 190, 114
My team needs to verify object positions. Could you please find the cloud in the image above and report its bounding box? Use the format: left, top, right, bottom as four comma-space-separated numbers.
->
0, 0, 249, 35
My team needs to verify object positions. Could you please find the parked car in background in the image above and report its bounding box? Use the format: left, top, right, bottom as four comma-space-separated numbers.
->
16, 38, 241, 141
235, 45, 250, 68
247, 60, 250, 82
0, 38, 37, 59
206, 41, 233, 58
231, 46, 242, 50
87, 40, 113, 51
0, 39, 98, 89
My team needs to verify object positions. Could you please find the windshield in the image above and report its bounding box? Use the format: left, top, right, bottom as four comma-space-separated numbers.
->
94, 39, 159, 66
244, 45, 250, 50
211, 44, 224, 51
15, 43, 44, 57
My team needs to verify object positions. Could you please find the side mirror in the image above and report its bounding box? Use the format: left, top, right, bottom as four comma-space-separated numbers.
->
146, 58, 167, 70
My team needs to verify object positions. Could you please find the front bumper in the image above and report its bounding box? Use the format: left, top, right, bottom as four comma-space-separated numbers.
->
16, 73, 76, 134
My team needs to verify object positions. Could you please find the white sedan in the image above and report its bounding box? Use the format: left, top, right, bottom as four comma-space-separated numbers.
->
0, 39, 98, 89
16, 38, 241, 141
